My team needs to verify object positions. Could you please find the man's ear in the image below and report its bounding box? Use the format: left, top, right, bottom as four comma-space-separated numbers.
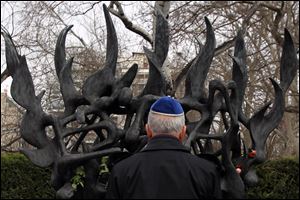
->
179, 125, 187, 142
145, 124, 153, 139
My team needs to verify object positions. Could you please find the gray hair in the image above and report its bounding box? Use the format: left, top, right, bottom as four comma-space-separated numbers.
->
147, 111, 185, 135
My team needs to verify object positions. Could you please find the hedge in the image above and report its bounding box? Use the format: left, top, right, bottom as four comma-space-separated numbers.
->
247, 157, 299, 199
1, 152, 55, 199
1, 153, 299, 199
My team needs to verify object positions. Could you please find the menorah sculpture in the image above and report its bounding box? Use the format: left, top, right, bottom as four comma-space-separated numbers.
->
3, 4, 298, 199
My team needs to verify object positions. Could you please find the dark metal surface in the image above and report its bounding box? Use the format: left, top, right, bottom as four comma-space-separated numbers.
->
3, 4, 298, 199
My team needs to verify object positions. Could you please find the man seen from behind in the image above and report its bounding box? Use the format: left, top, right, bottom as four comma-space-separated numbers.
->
106, 96, 222, 199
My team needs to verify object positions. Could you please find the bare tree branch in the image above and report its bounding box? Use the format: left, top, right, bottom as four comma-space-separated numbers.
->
241, 1, 261, 35
40, 1, 88, 48
153, 1, 170, 44
270, 1, 285, 45
240, 1, 281, 12
154, 1, 171, 18
215, 38, 236, 57
108, 1, 153, 45
71, 1, 102, 16
1, 135, 22, 149
285, 106, 299, 113
174, 1, 262, 90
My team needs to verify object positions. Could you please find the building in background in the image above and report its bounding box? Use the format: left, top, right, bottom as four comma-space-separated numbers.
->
1, 89, 27, 152
117, 52, 149, 97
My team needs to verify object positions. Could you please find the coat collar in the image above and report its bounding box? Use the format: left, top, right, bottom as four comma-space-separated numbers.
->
141, 134, 190, 153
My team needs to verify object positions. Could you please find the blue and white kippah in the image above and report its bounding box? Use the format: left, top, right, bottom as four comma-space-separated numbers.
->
150, 96, 184, 116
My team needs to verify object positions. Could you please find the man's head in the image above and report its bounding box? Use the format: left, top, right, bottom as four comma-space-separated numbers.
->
146, 96, 186, 141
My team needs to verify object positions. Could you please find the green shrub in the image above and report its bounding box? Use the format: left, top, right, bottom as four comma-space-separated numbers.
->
1, 153, 298, 199
1, 152, 55, 199
247, 157, 299, 199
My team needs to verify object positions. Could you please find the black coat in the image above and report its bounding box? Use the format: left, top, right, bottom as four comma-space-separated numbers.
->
106, 135, 222, 199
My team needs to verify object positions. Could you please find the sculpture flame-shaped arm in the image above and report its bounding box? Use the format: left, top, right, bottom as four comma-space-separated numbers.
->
248, 30, 297, 164
231, 30, 247, 112
103, 4, 118, 75
55, 25, 89, 116
3, 32, 43, 112
82, 4, 118, 103
280, 29, 298, 93
140, 8, 169, 96
185, 17, 216, 101
140, 47, 167, 96
249, 78, 284, 163
3, 31, 56, 168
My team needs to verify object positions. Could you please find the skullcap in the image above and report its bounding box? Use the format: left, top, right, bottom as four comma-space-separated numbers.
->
150, 96, 184, 116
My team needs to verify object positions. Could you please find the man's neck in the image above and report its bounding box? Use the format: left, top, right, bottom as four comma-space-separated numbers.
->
151, 133, 180, 141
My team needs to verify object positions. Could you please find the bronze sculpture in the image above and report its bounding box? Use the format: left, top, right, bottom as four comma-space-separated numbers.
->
2, 4, 298, 199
